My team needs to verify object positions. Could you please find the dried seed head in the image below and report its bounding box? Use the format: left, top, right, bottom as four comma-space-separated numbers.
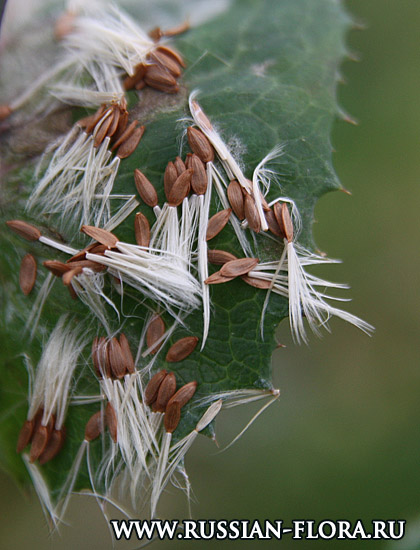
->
204, 270, 235, 285
6, 220, 41, 241
145, 369, 168, 406
29, 425, 49, 463
119, 333, 135, 374
105, 402, 118, 443
244, 193, 261, 233
16, 420, 34, 453
174, 156, 186, 176
81, 225, 118, 248
0, 104, 12, 121
206, 208, 231, 241
146, 314, 165, 354
38, 428, 65, 465
144, 64, 179, 93
274, 202, 293, 242
187, 126, 214, 163
134, 169, 158, 207
164, 401, 181, 433
156, 45, 186, 68
207, 249, 238, 265
134, 212, 151, 248
167, 169, 192, 206
153, 372, 176, 412
220, 257, 259, 278
190, 154, 207, 195
43, 260, 70, 277
265, 207, 284, 237
85, 411, 104, 442
117, 125, 145, 159
149, 50, 182, 77
227, 180, 245, 220
108, 337, 126, 379
167, 381, 197, 408
165, 336, 198, 362
19, 254, 37, 295
164, 162, 178, 197
241, 275, 273, 289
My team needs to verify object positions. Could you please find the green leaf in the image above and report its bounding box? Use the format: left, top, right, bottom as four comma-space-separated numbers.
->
0, 0, 350, 501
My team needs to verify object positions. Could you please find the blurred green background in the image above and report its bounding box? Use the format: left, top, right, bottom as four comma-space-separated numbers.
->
1, 0, 420, 548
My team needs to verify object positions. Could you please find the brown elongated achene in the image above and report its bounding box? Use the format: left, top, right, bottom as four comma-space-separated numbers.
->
167, 169, 192, 206
227, 180, 245, 220
111, 120, 138, 150
19, 253, 37, 295
134, 169, 158, 207
153, 372, 176, 412
204, 270, 235, 285
105, 402, 118, 443
81, 225, 118, 248
164, 162, 178, 198
206, 208, 231, 241
38, 428, 65, 465
145, 369, 168, 406
167, 381, 197, 408
117, 126, 145, 159
174, 156, 186, 176
16, 420, 34, 453
146, 314, 165, 354
149, 50, 182, 77
165, 336, 198, 362
29, 425, 49, 462
134, 212, 151, 247
241, 275, 273, 289
85, 411, 104, 442
6, 220, 41, 241
190, 154, 207, 195
119, 333, 135, 374
220, 257, 259, 278
164, 401, 181, 433
274, 202, 293, 242
207, 249, 238, 265
244, 194, 261, 233
107, 337, 126, 379
187, 126, 214, 163
43, 260, 70, 277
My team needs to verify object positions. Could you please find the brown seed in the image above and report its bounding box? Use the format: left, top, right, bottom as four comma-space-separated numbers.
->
93, 109, 113, 147
265, 208, 284, 237
156, 45, 186, 68
148, 50, 182, 77
95, 336, 111, 378
220, 257, 259, 278
62, 259, 106, 272
187, 127, 214, 163
113, 110, 129, 143
135, 79, 146, 91
167, 169, 192, 206
62, 266, 82, 286
207, 249, 238, 265
227, 180, 245, 220
16, 420, 34, 453
144, 369, 168, 406
165, 336, 198, 363
206, 208, 231, 241
164, 162, 178, 198
117, 126, 145, 159
244, 193, 261, 233
144, 64, 178, 91
134, 212, 150, 248
91, 337, 101, 378
19, 254, 37, 295
0, 104, 12, 121
167, 381, 197, 408
6, 220, 41, 241
190, 154, 207, 195
134, 169, 158, 207
85, 104, 107, 134
81, 225, 119, 248
146, 314, 165, 354
119, 333, 135, 374
164, 401, 181, 434
153, 372, 176, 412
76, 113, 96, 130
85, 411, 104, 442
273, 202, 294, 243
106, 106, 121, 139
241, 275, 272, 289
184, 153, 193, 168
123, 63, 147, 90
38, 428, 65, 465
105, 402, 117, 443
108, 337, 126, 379
204, 270, 235, 285
174, 156, 186, 176
29, 425, 49, 462
43, 260, 71, 277
111, 120, 138, 151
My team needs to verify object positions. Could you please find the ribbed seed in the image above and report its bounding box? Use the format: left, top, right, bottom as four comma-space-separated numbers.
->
207, 249, 238, 265
145, 369, 168, 406
62, 266, 82, 286
190, 154, 207, 195
62, 259, 106, 272
144, 64, 179, 93
206, 208, 231, 241
105, 402, 117, 442
134, 169, 158, 207
149, 50, 182, 77
187, 127, 214, 163
167, 381, 197, 408
241, 275, 272, 289
156, 45, 186, 67
108, 337, 126, 379
167, 169, 192, 206
164, 162, 178, 198
84, 411, 104, 442
123, 63, 147, 90
119, 333, 135, 374
274, 202, 293, 242
117, 126, 145, 159
16, 420, 34, 453
19, 254, 37, 295
134, 212, 150, 248
29, 425, 49, 462
227, 180, 245, 220
164, 401, 181, 433
204, 271, 235, 285
153, 372, 176, 412
93, 109, 113, 147
244, 193, 261, 233
38, 428, 65, 465
265, 208, 284, 237
113, 110, 129, 142
174, 156, 186, 176
43, 260, 70, 277
81, 225, 118, 248
106, 106, 121, 138
98, 337, 111, 378
146, 314, 165, 354
111, 120, 137, 151
85, 104, 107, 134
6, 220, 41, 241
220, 257, 259, 278
165, 336, 198, 362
